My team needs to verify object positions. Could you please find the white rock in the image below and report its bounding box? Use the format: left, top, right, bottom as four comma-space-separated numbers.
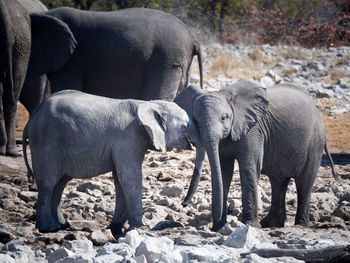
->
259, 76, 274, 88
56, 254, 94, 263
0, 254, 14, 263
223, 225, 266, 250
266, 69, 282, 83
133, 255, 147, 263
63, 240, 95, 256
118, 230, 144, 249
178, 245, 241, 262
159, 249, 183, 263
135, 236, 174, 262
97, 242, 135, 258
93, 253, 125, 263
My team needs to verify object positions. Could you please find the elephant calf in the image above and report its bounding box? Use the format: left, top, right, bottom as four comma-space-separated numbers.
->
23, 90, 197, 238
175, 80, 339, 231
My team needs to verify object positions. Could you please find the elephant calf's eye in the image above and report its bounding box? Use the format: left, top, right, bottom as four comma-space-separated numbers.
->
181, 123, 188, 130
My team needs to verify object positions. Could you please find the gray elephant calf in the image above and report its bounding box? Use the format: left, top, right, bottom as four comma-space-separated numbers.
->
175, 80, 339, 231
23, 90, 197, 238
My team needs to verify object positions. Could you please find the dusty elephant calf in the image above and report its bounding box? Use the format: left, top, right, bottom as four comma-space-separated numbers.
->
23, 90, 197, 238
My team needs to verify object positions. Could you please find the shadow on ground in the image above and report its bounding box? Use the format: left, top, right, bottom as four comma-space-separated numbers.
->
322, 154, 350, 166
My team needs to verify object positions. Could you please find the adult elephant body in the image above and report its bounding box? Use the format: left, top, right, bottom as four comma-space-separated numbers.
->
0, 0, 31, 156
175, 81, 338, 231
20, 7, 203, 114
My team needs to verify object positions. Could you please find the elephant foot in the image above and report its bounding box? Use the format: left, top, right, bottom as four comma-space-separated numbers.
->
0, 145, 6, 156
210, 219, 227, 232
294, 219, 309, 227
261, 214, 285, 228
108, 222, 126, 240
36, 220, 64, 233
59, 221, 70, 230
6, 145, 20, 157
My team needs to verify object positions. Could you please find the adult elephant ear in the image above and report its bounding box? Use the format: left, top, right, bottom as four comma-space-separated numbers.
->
224, 80, 269, 141
137, 103, 167, 153
28, 13, 77, 76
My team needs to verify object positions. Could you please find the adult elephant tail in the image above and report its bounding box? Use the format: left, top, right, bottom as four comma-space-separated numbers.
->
324, 141, 340, 182
22, 123, 34, 184
193, 42, 203, 89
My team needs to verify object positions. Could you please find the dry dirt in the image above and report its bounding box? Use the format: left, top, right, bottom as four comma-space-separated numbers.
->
1, 103, 349, 253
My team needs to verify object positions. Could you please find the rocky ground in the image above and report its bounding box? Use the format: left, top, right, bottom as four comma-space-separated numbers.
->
1, 44, 350, 262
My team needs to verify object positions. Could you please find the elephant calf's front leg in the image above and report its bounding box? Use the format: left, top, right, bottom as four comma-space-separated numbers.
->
239, 166, 261, 228
109, 171, 128, 239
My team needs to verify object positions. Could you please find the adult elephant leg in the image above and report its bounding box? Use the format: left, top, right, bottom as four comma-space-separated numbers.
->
5, 48, 29, 156
108, 171, 128, 239
51, 176, 71, 229
0, 83, 6, 155
211, 156, 234, 231
261, 177, 290, 228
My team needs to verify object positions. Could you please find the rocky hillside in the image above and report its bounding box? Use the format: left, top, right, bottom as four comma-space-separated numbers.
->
0, 44, 350, 262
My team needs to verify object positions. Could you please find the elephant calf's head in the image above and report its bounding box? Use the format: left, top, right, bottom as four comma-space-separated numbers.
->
137, 101, 195, 153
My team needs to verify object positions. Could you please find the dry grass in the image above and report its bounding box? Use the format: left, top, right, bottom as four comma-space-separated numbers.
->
208, 49, 272, 80
276, 46, 310, 60
247, 48, 269, 63
324, 68, 347, 84
281, 66, 296, 76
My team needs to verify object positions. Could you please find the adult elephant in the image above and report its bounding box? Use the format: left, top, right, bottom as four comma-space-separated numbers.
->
20, 7, 203, 115
18, 0, 51, 115
175, 81, 339, 231
0, 0, 31, 156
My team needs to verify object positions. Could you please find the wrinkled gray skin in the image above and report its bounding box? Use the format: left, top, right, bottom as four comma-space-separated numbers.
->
175, 81, 339, 231
0, 0, 31, 156
18, 0, 50, 115
23, 90, 198, 238
20, 7, 203, 115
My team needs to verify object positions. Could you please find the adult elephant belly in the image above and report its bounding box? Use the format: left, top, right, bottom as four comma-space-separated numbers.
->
46, 7, 187, 101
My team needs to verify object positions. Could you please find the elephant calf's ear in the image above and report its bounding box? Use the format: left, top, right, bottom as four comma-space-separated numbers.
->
137, 103, 166, 153
225, 80, 269, 141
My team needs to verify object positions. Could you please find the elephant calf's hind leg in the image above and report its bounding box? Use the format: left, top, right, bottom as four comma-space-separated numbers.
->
51, 176, 71, 229
261, 177, 290, 228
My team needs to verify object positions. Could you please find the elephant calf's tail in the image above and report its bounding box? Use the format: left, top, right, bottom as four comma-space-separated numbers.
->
22, 124, 34, 184
324, 142, 340, 183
